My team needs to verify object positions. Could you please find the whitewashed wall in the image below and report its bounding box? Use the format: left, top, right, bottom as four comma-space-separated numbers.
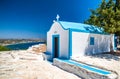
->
47, 22, 69, 59
72, 32, 114, 57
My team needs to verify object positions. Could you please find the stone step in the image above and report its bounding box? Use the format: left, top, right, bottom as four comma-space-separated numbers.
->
53, 58, 117, 79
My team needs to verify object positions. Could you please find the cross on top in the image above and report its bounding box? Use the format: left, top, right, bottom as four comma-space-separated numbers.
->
56, 14, 60, 21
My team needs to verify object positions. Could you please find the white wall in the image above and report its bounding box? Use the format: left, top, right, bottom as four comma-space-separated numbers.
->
47, 21, 69, 59
72, 32, 114, 57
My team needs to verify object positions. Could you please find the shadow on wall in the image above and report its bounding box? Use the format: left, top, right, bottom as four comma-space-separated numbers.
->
84, 34, 120, 61
84, 34, 116, 59
84, 34, 92, 55
99, 35, 108, 52
84, 34, 100, 55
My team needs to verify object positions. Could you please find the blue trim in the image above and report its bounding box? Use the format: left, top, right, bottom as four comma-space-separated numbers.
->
114, 34, 117, 50
48, 21, 110, 35
58, 21, 68, 30
55, 58, 111, 75
70, 29, 110, 35
68, 30, 70, 59
52, 35, 60, 59
47, 21, 67, 32
58, 21, 110, 35
69, 29, 72, 58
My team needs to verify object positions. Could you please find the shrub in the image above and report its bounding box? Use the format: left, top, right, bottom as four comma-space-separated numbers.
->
0, 45, 11, 51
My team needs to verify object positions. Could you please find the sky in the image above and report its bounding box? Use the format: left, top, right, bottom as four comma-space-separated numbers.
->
0, 0, 102, 39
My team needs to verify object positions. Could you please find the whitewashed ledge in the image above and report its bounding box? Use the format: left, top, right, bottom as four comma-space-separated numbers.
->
53, 58, 117, 79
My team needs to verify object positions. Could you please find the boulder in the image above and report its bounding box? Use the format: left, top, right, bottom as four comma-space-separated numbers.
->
27, 44, 46, 54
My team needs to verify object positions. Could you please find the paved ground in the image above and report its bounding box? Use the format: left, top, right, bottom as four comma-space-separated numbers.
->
72, 54, 120, 79
1, 50, 119, 79
0, 50, 81, 79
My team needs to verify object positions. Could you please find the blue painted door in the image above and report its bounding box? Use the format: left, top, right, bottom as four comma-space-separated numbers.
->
52, 35, 59, 58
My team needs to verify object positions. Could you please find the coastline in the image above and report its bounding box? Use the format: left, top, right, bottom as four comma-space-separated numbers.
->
2, 41, 44, 46
4, 42, 45, 50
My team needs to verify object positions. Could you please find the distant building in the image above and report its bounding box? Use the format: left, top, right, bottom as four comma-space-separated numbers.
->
46, 15, 116, 61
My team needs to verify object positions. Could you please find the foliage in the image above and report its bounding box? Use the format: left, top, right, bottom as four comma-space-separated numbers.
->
85, 0, 120, 36
0, 45, 11, 51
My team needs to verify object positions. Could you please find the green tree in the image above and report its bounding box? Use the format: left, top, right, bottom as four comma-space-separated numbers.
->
115, 0, 120, 9
85, 0, 120, 36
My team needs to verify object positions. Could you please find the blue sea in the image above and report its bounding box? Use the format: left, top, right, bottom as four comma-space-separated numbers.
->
5, 42, 45, 50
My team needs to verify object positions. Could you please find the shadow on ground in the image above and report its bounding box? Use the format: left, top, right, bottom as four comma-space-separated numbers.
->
89, 53, 120, 61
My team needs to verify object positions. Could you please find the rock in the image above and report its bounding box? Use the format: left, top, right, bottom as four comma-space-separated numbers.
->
27, 44, 46, 54
0, 50, 81, 79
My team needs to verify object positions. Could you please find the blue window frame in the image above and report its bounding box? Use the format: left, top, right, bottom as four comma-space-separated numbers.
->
90, 37, 94, 45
